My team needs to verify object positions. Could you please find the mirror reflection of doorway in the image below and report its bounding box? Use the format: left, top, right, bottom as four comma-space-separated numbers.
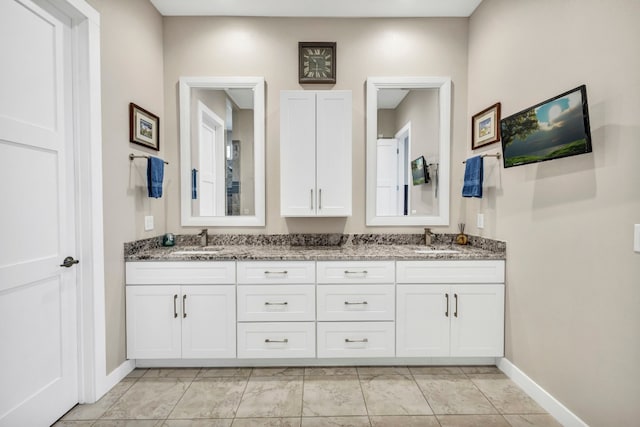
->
376, 122, 410, 216
226, 139, 241, 215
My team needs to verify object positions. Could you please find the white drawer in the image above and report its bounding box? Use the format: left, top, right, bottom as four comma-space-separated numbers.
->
237, 261, 315, 284
237, 322, 315, 358
317, 322, 395, 358
237, 285, 315, 322
126, 261, 236, 285
317, 284, 395, 321
317, 261, 395, 284
396, 260, 505, 284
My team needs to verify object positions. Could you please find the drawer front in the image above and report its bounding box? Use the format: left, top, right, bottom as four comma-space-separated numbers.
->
317, 261, 395, 284
317, 284, 395, 321
237, 322, 316, 358
396, 260, 505, 284
237, 285, 315, 321
126, 261, 236, 285
317, 322, 395, 358
237, 261, 315, 284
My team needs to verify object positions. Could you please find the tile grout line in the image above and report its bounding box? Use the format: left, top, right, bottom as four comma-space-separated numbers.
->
162, 368, 203, 422
231, 367, 253, 422
464, 371, 511, 422
355, 367, 373, 427
409, 368, 440, 426
300, 367, 306, 425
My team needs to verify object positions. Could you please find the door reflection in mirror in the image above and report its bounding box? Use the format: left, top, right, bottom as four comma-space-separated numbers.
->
376, 88, 439, 217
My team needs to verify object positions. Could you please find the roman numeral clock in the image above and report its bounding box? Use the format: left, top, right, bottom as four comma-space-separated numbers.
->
299, 42, 337, 84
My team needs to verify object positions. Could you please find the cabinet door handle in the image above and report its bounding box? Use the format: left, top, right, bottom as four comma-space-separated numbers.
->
344, 270, 368, 275
344, 301, 368, 305
445, 293, 449, 317
319, 188, 322, 210
183, 294, 187, 318
264, 270, 288, 275
264, 301, 288, 305
454, 293, 458, 318
345, 338, 369, 343
265, 338, 289, 343
310, 189, 314, 210
173, 294, 178, 318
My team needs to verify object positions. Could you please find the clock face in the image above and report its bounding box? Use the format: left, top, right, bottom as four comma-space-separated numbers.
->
299, 43, 336, 83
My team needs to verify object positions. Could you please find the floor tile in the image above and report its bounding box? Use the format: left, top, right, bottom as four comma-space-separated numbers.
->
101, 378, 191, 419
305, 366, 358, 376
53, 422, 95, 427
63, 379, 136, 420
409, 366, 464, 375
92, 421, 164, 427
356, 366, 410, 376
468, 375, 545, 414
302, 376, 367, 417
142, 368, 201, 379
232, 418, 301, 426
460, 366, 501, 374
236, 376, 303, 417
162, 420, 232, 427
437, 414, 511, 427
359, 374, 432, 415
301, 416, 370, 427
169, 378, 248, 419
414, 375, 497, 415
369, 415, 440, 426
503, 414, 563, 427
251, 367, 304, 377
198, 368, 252, 378
126, 369, 148, 378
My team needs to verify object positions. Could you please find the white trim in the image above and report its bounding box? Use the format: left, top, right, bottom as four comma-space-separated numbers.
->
498, 358, 588, 427
102, 360, 135, 392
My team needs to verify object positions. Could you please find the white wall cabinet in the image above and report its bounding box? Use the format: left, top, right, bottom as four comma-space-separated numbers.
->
280, 90, 352, 217
396, 260, 505, 358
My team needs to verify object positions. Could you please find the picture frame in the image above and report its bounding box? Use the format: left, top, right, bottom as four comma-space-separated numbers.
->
129, 102, 160, 151
471, 102, 501, 150
298, 42, 336, 84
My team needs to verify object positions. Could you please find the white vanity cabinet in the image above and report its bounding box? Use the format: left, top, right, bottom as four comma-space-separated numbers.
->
280, 90, 352, 217
125, 262, 236, 359
236, 261, 316, 358
396, 261, 505, 358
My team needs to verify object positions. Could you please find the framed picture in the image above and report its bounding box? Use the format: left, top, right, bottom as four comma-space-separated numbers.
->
129, 102, 159, 151
299, 42, 336, 84
471, 102, 501, 149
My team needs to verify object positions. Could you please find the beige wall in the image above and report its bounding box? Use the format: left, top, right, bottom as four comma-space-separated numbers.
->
162, 17, 470, 234
467, 1, 640, 425
86, 0, 165, 373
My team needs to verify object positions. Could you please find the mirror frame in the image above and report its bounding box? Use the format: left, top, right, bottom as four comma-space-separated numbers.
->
179, 76, 265, 226
366, 76, 451, 226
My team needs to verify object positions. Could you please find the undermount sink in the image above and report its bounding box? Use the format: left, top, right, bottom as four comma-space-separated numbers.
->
170, 247, 222, 255
414, 249, 461, 254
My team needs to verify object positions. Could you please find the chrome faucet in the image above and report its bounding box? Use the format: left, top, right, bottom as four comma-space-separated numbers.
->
424, 228, 433, 246
198, 229, 208, 246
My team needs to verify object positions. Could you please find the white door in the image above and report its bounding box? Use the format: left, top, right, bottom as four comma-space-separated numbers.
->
0, 1, 78, 425
280, 91, 317, 216
316, 91, 352, 216
450, 284, 505, 357
197, 101, 225, 216
396, 285, 450, 357
181, 285, 236, 358
376, 138, 399, 216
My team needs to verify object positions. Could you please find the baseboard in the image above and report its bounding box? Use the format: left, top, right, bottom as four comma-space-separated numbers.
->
98, 359, 135, 399
497, 358, 588, 427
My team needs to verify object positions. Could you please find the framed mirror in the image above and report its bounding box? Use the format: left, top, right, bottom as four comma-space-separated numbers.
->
366, 76, 451, 226
179, 76, 265, 226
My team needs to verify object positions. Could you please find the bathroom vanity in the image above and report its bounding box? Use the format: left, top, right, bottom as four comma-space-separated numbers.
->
124, 235, 505, 367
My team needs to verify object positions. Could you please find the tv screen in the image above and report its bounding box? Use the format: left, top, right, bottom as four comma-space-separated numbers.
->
500, 85, 592, 168
411, 156, 429, 185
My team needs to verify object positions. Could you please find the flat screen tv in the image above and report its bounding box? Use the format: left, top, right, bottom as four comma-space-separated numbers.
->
500, 85, 592, 168
411, 156, 429, 185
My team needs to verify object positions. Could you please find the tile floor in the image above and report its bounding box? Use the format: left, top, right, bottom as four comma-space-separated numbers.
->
54, 366, 562, 427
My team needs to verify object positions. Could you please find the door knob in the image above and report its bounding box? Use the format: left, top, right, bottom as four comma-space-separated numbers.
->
60, 256, 79, 268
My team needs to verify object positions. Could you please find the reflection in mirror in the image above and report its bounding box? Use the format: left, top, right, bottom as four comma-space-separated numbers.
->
180, 77, 265, 226
366, 77, 451, 226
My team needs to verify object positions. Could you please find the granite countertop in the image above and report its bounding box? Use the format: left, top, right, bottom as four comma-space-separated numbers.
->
125, 233, 506, 262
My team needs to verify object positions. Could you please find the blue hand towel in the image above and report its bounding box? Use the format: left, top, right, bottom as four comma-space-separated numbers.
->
462, 155, 483, 198
147, 156, 164, 198
191, 168, 198, 199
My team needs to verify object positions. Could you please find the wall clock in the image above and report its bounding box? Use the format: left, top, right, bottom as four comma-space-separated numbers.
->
299, 42, 336, 84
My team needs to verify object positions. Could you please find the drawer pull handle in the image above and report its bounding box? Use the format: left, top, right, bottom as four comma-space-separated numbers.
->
183, 294, 187, 318
265, 338, 289, 343
173, 294, 178, 318
445, 293, 449, 317
344, 270, 368, 275
264, 270, 288, 275
264, 301, 288, 305
345, 338, 369, 343
344, 301, 368, 305
454, 293, 458, 318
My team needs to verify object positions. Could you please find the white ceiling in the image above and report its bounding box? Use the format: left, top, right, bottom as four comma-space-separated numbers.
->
150, 0, 483, 17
